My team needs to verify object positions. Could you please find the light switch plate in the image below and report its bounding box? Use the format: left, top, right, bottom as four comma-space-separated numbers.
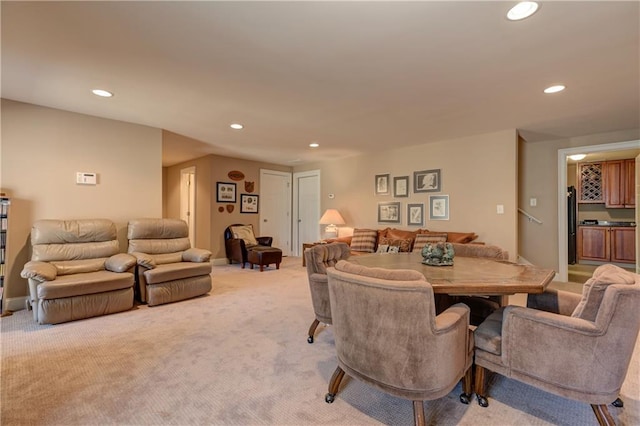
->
497, 204, 504, 214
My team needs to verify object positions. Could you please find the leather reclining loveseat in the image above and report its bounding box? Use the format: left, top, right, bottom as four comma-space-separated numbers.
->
20, 219, 136, 325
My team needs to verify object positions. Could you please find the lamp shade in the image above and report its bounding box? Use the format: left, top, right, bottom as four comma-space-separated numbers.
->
319, 209, 345, 225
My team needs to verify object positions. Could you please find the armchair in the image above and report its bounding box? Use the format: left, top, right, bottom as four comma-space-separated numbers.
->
20, 219, 136, 324
303, 242, 351, 343
325, 260, 473, 426
224, 224, 273, 268
127, 218, 212, 306
474, 264, 640, 425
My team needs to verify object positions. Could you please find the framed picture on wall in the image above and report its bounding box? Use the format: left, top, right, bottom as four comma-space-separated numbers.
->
414, 169, 441, 193
241, 194, 259, 213
378, 201, 401, 223
393, 176, 409, 197
217, 182, 237, 203
407, 203, 424, 226
374, 173, 391, 195
429, 195, 449, 221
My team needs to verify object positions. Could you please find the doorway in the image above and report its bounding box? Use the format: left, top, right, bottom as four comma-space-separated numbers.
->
180, 166, 196, 247
260, 169, 292, 255
557, 140, 639, 282
293, 170, 321, 256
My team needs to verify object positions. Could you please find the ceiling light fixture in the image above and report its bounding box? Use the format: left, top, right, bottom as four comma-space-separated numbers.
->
507, 2, 539, 21
569, 154, 586, 161
544, 85, 566, 94
230, 123, 244, 130
309, 142, 319, 148
92, 89, 113, 98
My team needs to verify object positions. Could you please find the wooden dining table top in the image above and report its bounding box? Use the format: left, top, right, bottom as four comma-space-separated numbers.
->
347, 252, 556, 295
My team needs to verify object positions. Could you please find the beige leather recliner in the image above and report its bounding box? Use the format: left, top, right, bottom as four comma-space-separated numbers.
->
20, 219, 136, 325
127, 218, 212, 306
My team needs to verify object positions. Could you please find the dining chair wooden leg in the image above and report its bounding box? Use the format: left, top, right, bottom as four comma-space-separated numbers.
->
413, 400, 426, 426
591, 404, 615, 426
308, 318, 320, 343
325, 366, 346, 403
459, 366, 473, 404
474, 365, 489, 407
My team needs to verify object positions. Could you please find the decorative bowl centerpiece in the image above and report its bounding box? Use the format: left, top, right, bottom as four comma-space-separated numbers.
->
421, 242, 455, 266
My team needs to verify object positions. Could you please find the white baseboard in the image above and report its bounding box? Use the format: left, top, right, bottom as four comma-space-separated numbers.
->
517, 255, 533, 265
212, 258, 229, 266
4, 296, 28, 312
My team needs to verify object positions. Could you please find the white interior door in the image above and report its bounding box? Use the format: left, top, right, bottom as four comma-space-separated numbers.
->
260, 169, 292, 255
293, 170, 321, 256
180, 166, 196, 247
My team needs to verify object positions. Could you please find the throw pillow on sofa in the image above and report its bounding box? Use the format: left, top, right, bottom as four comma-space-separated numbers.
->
412, 233, 448, 252
376, 244, 390, 253
350, 229, 378, 253
379, 236, 412, 252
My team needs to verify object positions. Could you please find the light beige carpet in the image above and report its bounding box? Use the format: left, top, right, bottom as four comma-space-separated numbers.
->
1, 257, 638, 425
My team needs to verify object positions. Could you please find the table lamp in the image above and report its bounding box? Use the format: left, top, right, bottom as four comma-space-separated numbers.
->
319, 209, 345, 237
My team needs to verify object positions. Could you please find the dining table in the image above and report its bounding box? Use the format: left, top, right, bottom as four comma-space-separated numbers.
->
347, 252, 555, 296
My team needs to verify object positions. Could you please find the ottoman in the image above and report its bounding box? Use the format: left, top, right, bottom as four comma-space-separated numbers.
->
247, 246, 283, 272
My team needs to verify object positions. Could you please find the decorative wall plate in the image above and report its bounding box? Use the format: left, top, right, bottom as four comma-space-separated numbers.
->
244, 181, 255, 193
218, 206, 224, 212
226, 205, 234, 213
228, 170, 245, 181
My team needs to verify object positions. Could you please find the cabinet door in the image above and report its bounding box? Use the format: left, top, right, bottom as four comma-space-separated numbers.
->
604, 160, 625, 208
577, 162, 604, 203
610, 227, 636, 263
624, 159, 635, 207
577, 226, 609, 261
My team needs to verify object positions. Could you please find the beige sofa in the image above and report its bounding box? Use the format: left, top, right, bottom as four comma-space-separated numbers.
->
325, 227, 480, 255
21, 219, 136, 325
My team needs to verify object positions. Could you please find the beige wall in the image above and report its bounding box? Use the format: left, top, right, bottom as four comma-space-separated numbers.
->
1, 99, 162, 302
519, 128, 640, 272
163, 143, 291, 260
295, 129, 519, 259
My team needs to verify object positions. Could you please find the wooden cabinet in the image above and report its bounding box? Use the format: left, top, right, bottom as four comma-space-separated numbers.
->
610, 227, 636, 263
578, 225, 636, 264
578, 226, 609, 261
0, 197, 9, 314
604, 159, 635, 208
577, 162, 604, 204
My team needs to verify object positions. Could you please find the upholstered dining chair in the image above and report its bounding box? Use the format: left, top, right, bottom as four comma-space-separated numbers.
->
450, 242, 509, 325
303, 242, 351, 343
325, 260, 473, 426
473, 264, 640, 426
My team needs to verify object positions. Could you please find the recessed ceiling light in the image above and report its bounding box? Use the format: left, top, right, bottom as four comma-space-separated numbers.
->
507, 2, 539, 21
309, 142, 319, 148
92, 89, 113, 98
230, 123, 244, 130
569, 154, 586, 161
544, 85, 566, 94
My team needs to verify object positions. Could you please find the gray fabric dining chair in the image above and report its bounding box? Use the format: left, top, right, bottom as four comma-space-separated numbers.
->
450, 242, 509, 325
303, 242, 351, 343
473, 264, 640, 426
325, 260, 473, 426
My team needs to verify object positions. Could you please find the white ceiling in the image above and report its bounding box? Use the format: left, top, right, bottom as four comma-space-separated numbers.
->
2, 2, 639, 167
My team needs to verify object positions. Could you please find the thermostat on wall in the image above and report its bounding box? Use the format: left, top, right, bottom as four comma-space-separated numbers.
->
76, 172, 97, 185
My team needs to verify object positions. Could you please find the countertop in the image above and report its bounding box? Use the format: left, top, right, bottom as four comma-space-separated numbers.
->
579, 221, 636, 227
